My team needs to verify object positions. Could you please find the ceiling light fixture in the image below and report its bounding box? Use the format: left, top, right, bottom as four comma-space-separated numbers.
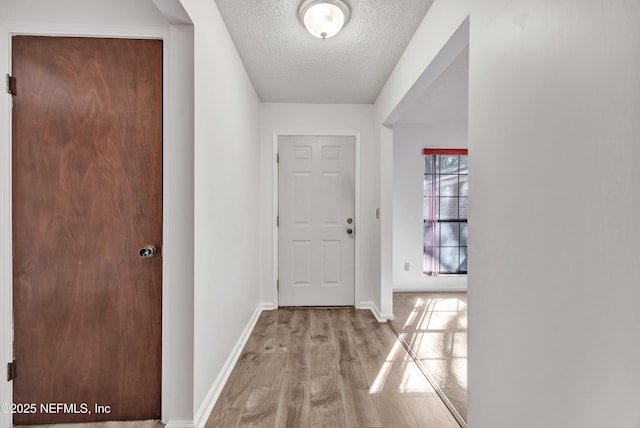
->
299, 0, 351, 41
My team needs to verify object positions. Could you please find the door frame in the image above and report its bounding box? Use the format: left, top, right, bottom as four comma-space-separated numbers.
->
0, 20, 194, 427
272, 132, 361, 308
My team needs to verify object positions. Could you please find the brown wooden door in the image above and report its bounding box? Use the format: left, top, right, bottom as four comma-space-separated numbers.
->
11, 36, 163, 424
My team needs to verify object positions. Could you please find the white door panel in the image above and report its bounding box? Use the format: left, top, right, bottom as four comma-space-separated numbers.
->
279, 135, 355, 306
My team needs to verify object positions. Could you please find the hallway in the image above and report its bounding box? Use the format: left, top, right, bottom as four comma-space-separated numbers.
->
205, 308, 459, 427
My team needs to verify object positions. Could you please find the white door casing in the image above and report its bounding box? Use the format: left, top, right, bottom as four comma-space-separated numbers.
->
278, 135, 355, 306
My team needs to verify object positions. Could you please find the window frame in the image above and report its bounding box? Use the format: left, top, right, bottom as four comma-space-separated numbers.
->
423, 148, 468, 276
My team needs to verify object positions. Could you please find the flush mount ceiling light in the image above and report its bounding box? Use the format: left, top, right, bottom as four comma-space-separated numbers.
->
299, 0, 351, 40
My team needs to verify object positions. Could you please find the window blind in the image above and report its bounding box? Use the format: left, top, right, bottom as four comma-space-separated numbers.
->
423, 149, 468, 275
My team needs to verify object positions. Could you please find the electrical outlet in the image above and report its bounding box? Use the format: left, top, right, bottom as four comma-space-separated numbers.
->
403, 262, 410, 271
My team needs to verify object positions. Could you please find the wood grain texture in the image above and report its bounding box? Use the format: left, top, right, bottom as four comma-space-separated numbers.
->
205, 309, 460, 428
12, 36, 162, 424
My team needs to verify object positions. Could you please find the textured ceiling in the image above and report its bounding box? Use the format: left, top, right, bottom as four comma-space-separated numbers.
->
215, 0, 434, 104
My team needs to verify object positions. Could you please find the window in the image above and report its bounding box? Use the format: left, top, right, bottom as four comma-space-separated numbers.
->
423, 149, 468, 275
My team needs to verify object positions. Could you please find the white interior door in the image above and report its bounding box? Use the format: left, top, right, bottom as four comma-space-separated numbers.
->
278, 135, 355, 306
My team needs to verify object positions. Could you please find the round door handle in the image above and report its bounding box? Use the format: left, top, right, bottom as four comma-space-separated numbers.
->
347, 228, 353, 235
139, 245, 158, 258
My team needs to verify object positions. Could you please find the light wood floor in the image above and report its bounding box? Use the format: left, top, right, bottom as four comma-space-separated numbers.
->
392, 293, 467, 423
205, 308, 459, 428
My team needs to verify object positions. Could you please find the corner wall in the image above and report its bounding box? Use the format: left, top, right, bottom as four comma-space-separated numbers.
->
177, 0, 261, 423
161, 19, 195, 426
467, 1, 640, 426
375, 0, 471, 317
378, 0, 640, 426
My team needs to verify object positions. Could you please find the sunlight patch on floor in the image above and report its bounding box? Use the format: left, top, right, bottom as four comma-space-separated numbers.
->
369, 333, 434, 395
368, 336, 403, 394
402, 297, 423, 329
399, 362, 435, 394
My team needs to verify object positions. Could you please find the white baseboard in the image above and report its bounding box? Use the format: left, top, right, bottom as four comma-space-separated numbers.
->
393, 286, 467, 292
393, 276, 467, 293
258, 302, 276, 310
192, 303, 269, 428
165, 420, 196, 428
358, 301, 394, 322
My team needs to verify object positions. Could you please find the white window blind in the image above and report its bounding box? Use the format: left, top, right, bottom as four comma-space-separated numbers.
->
423, 149, 468, 275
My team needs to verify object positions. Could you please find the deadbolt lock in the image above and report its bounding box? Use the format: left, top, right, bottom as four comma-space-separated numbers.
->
347, 218, 353, 224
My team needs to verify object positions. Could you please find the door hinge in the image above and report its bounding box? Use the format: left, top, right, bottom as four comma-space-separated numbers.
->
7, 360, 15, 381
6, 74, 16, 96
276, 215, 279, 227
277, 279, 279, 291
276, 153, 279, 164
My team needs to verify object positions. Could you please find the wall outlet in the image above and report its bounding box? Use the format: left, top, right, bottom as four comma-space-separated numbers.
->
403, 262, 410, 271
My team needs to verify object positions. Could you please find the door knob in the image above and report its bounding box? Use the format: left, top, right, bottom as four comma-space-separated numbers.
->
347, 228, 353, 235
139, 245, 158, 258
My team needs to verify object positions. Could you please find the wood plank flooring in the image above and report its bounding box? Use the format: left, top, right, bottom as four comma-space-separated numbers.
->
205, 308, 459, 428
391, 293, 467, 423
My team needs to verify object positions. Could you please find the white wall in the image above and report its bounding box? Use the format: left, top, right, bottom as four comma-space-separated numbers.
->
467, 1, 640, 426
379, 0, 640, 426
161, 19, 195, 426
392, 124, 467, 291
0, 0, 169, 26
258, 103, 382, 315
375, 0, 470, 317
177, 0, 261, 424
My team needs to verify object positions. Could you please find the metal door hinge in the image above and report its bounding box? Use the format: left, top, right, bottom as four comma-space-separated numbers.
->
276, 215, 279, 227
277, 279, 279, 291
7, 360, 15, 381
276, 153, 279, 164
6, 74, 16, 96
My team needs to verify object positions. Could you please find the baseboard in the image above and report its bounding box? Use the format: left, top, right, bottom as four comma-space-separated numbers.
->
192, 303, 269, 428
393, 286, 467, 292
258, 302, 276, 310
393, 276, 467, 293
165, 420, 196, 428
358, 301, 394, 322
